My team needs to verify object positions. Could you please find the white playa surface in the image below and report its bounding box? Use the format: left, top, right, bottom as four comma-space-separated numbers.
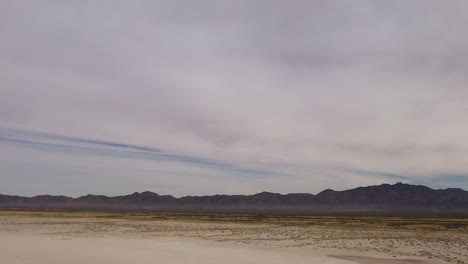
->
1, 232, 350, 264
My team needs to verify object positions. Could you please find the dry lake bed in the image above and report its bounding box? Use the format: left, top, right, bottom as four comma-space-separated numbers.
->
0, 211, 467, 264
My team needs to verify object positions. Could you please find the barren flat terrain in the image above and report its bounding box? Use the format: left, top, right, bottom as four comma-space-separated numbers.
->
0, 210, 466, 264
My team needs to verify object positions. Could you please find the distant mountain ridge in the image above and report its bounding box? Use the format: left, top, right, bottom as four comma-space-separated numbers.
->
1, 183, 467, 215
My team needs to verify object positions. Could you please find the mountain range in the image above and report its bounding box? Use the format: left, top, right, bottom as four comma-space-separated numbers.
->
1, 183, 467, 215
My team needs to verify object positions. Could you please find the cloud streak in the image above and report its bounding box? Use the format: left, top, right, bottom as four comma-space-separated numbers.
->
0, 128, 288, 178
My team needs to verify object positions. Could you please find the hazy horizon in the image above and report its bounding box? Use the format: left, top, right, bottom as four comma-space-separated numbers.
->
1, 181, 467, 199
1, 1, 468, 197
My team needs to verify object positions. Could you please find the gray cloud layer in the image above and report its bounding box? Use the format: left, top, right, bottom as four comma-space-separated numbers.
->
1, 1, 468, 196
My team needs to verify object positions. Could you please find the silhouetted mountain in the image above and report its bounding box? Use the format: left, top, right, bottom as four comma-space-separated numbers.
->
316, 182, 468, 207
1, 183, 467, 215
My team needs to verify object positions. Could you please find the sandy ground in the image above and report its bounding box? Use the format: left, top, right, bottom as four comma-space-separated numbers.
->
0, 211, 466, 264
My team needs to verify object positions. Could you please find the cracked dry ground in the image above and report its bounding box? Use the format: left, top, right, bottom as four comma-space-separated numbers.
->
0, 211, 467, 264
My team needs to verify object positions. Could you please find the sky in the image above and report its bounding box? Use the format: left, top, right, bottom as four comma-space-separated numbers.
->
1, 1, 468, 197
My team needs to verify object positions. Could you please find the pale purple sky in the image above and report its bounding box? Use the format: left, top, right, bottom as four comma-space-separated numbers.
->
1, 1, 468, 197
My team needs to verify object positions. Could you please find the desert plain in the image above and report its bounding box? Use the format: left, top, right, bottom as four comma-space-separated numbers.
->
0, 210, 467, 264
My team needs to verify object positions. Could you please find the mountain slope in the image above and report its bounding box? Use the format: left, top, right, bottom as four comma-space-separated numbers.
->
1, 183, 467, 215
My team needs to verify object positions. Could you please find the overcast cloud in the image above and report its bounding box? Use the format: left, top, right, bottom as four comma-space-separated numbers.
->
1, 1, 468, 197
